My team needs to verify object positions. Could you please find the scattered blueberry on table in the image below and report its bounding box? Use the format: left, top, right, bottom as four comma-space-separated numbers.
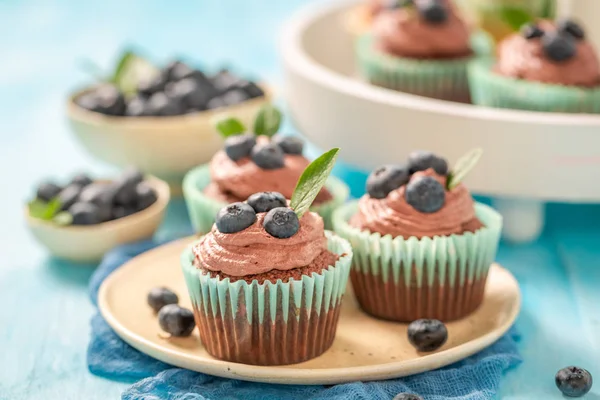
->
407, 319, 448, 352
157, 304, 196, 337
27, 168, 158, 226
555, 366, 593, 397
147, 287, 179, 313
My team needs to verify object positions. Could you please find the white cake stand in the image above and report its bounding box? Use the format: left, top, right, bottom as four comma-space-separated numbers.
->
280, 0, 600, 243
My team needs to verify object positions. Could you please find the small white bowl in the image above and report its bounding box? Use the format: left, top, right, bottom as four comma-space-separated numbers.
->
25, 176, 170, 263
67, 85, 272, 195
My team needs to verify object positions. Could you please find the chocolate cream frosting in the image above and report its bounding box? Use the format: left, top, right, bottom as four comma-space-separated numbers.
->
350, 169, 482, 239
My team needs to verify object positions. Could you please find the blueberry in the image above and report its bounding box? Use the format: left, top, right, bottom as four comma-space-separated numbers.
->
542, 31, 577, 62
393, 394, 423, 400
135, 182, 157, 211
211, 69, 241, 94
263, 207, 300, 239
112, 205, 137, 220
78, 183, 117, 221
215, 202, 257, 234
556, 366, 593, 397
137, 74, 167, 97
36, 182, 62, 202
147, 287, 179, 313
158, 304, 195, 337
125, 96, 149, 117
405, 176, 446, 213
165, 78, 211, 110
70, 173, 93, 187
164, 61, 195, 82
57, 184, 83, 211
521, 24, 544, 40
224, 134, 256, 161
407, 319, 448, 352
247, 192, 287, 213
221, 89, 250, 106
272, 135, 304, 155
251, 142, 285, 170
206, 96, 226, 110
366, 165, 410, 199
68, 202, 103, 225
418, 0, 448, 24
114, 167, 144, 206
238, 81, 264, 98
408, 151, 448, 175
93, 85, 126, 116
558, 19, 585, 40
146, 92, 185, 116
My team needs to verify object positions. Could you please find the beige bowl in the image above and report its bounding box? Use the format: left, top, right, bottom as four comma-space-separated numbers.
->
25, 176, 170, 263
66, 85, 272, 194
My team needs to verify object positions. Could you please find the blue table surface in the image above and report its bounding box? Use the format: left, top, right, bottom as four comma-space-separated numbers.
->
1, 1, 600, 399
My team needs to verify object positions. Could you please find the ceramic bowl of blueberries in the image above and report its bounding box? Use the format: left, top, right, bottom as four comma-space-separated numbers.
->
67, 59, 271, 194
25, 168, 170, 262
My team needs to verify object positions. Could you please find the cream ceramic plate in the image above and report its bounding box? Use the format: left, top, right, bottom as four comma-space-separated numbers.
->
98, 237, 520, 385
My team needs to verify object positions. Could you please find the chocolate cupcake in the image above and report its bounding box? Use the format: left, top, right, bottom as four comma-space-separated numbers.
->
470, 19, 600, 113
356, 0, 477, 102
181, 149, 352, 365
332, 150, 502, 321
183, 106, 349, 233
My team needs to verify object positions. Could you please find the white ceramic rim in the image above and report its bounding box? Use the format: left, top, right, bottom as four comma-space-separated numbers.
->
279, 0, 600, 128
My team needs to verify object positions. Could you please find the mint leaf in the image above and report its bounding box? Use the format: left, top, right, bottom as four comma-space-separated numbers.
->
290, 148, 339, 218
253, 104, 282, 137
214, 117, 246, 138
447, 148, 483, 190
111, 50, 159, 96
28, 198, 62, 220
499, 6, 534, 31
53, 211, 73, 226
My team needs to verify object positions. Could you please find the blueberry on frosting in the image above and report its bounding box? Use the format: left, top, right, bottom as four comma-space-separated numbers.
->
247, 191, 287, 213
404, 176, 446, 213
366, 165, 410, 199
263, 207, 300, 239
224, 134, 256, 161
251, 142, 285, 169
272, 135, 304, 155
542, 31, 577, 62
521, 24, 544, 40
418, 0, 448, 24
215, 202, 257, 233
408, 151, 448, 175
557, 19, 585, 40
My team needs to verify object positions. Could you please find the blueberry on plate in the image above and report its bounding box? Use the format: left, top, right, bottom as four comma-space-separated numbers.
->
68, 202, 103, 225
224, 134, 256, 161
407, 319, 448, 352
393, 394, 423, 400
165, 78, 211, 110
78, 182, 117, 222
408, 151, 448, 175
158, 304, 195, 337
556, 366, 593, 397
366, 165, 410, 199
125, 96, 149, 117
247, 192, 287, 213
405, 176, 446, 213
135, 182, 158, 211
215, 202, 257, 234
542, 31, 577, 62
137, 74, 167, 97
146, 92, 185, 116
272, 135, 304, 155
70, 173, 93, 187
418, 0, 448, 24
114, 167, 144, 206
251, 142, 285, 170
263, 207, 300, 239
36, 182, 63, 202
557, 19, 585, 40
57, 184, 83, 211
147, 287, 179, 313
93, 85, 126, 116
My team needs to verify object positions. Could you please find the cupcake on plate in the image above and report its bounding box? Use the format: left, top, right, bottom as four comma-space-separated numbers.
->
356, 0, 476, 102
332, 149, 502, 322
181, 149, 353, 365
470, 19, 600, 113
183, 104, 349, 233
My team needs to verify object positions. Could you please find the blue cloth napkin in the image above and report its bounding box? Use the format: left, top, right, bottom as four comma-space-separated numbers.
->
88, 239, 522, 400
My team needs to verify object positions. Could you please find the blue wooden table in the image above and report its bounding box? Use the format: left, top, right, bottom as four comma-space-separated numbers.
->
1, 1, 599, 399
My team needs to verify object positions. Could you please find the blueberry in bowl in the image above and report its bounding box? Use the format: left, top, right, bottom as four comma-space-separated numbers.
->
24, 169, 170, 262
67, 51, 271, 192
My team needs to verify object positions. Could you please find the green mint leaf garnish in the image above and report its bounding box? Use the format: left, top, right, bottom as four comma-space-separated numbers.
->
290, 148, 339, 218
253, 104, 282, 137
111, 50, 159, 97
53, 211, 73, 226
28, 198, 62, 220
499, 6, 534, 31
214, 117, 246, 138
446, 148, 483, 190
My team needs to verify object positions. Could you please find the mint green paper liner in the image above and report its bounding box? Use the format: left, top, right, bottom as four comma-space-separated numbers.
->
469, 60, 600, 113
332, 201, 502, 321
182, 163, 350, 234
180, 232, 353, 365
356, 34, 478, 102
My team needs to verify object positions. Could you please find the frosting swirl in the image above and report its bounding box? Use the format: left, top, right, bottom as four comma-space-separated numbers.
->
373, 1, 471, 59
193, 210, 327, 276
350, 169, 482, 238
496, 20, 600, 87
209, 136, 331, 202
